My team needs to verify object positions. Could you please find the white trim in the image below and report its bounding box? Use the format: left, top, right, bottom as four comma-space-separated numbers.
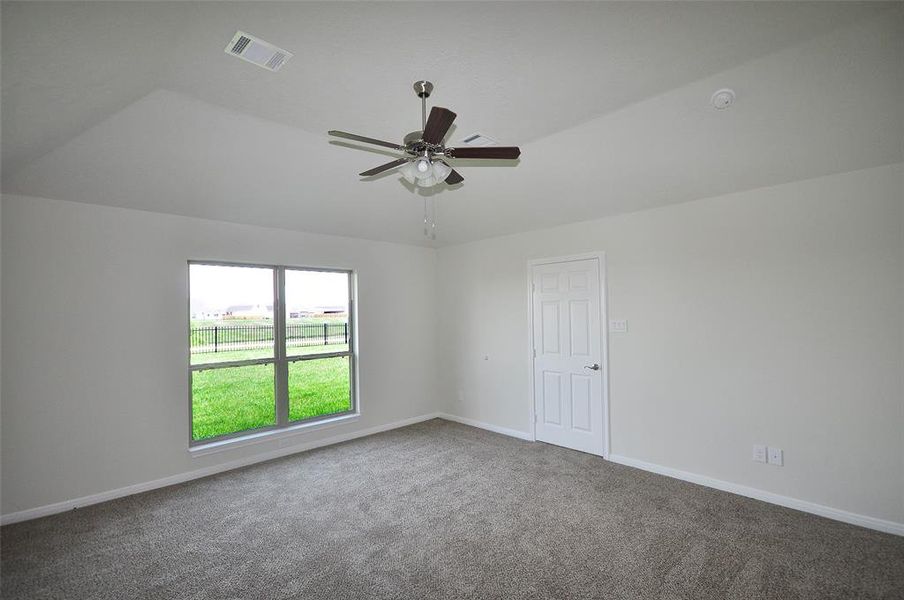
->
526, 252, 610, 458
1, 413, 441, 526
527, 260, 537, 442
188, 413, 360, 457
608, 454, 904, 537
527, 252, 608, 267
436, 413, 534, 441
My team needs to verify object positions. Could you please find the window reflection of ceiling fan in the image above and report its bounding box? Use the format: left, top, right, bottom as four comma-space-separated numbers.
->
329, 81, 521, 187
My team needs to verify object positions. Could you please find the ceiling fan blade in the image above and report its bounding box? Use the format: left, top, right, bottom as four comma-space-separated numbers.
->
446, 146, 521, 159
359, 158, 409, 177
329, 130, 404, 151
440, 161, 464, 185
422, 107, 457, 144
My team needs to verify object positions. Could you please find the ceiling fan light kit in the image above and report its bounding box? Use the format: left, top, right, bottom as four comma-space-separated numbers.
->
328, 81, 521, 189
400, 159, 451, 187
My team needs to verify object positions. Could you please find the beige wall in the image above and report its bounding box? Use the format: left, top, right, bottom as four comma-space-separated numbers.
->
436, 164, 904, 526
0, 194, 438, 515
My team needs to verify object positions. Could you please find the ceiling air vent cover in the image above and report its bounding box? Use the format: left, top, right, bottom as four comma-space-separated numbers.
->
225, 31, 293, 72
460, 133, 499, 147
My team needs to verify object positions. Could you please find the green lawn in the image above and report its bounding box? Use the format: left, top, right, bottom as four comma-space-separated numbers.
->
191, 356, 351, 441
288, 357, 351, 422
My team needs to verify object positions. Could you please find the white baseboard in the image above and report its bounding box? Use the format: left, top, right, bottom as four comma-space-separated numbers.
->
1, 412, 441, 526
436, 412, 534, 441
608, 454, 904, 537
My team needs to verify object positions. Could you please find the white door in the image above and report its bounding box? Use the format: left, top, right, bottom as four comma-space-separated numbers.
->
532, 257, 606, 456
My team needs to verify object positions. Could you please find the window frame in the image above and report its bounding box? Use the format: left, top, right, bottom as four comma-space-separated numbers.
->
188, 260, 357, 447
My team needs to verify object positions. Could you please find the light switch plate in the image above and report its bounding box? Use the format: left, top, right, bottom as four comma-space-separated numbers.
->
753, 444, 767, 463
768, 447, 783, 466
609, 319, 628, 333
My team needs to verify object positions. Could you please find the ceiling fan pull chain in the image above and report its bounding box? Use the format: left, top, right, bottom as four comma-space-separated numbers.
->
423, 196, 437, 240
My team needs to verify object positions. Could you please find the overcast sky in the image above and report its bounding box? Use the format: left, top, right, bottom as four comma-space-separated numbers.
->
189, 264, 348, 313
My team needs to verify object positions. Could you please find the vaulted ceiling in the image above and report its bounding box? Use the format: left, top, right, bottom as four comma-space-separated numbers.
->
2, 1, 902, 246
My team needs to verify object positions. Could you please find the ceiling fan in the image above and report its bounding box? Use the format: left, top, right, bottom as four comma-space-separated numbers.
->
328, 81, 521, 187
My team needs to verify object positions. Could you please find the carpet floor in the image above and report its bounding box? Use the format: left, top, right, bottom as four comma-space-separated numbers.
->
2, 419, 903, 599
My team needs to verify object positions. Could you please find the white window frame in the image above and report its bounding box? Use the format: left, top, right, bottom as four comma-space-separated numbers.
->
188, 260, 358, 448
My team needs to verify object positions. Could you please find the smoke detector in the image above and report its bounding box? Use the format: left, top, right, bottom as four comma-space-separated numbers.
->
711, 88, 736, 110
225, 31, 293, 72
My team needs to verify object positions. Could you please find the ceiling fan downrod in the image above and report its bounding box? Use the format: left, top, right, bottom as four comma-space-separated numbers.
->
413, 80, 433, 132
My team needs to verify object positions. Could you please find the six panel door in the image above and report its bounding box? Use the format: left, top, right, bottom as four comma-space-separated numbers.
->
532, 258, 605, 455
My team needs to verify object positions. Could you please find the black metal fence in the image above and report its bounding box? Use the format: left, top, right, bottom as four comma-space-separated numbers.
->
191, 323, 349, 354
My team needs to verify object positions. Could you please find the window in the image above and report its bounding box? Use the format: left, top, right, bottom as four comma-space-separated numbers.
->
189, 262, 355, 444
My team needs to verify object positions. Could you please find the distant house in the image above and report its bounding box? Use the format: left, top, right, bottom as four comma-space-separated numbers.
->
315, 305, 347, 315
191, 310, 225, 320
287, 306, 346, 318
224, 304, 274, 319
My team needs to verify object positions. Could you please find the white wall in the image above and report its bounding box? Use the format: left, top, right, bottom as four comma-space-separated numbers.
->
3, 164, 902, 530
436, 164, 904, 527
0, 194, 437, 515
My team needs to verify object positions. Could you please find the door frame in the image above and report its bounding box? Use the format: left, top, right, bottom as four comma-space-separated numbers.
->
527, 252, 610, 459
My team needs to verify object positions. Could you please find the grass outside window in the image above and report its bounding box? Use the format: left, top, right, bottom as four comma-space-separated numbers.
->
288, 357, 351, 422
192, 364, 275, 440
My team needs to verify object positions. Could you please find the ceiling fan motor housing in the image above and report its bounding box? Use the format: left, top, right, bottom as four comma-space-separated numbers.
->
403, 131, 423, 146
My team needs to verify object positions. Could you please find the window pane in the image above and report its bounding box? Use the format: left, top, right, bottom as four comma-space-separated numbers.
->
192, 364, 276, 441
285, 270, 350, 358
288, 356, 351, 422
190, 264, 274, 365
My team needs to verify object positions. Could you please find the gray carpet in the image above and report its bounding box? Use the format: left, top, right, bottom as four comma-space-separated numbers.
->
2, 419, 903, 599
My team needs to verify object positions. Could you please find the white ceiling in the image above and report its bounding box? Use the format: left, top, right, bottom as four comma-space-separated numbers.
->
2, 1, 902, 246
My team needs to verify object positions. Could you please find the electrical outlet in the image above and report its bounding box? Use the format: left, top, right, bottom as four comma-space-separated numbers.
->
752, 444, 767, 463
768, 447, 783, 466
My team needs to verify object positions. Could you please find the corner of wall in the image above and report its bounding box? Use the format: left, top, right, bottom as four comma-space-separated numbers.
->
429, 243, 451, 416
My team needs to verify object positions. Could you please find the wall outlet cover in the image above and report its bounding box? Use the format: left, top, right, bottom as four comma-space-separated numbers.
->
768, 447, 784, 466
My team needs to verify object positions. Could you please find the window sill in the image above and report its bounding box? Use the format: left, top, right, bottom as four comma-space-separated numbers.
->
188, 413, 360, 458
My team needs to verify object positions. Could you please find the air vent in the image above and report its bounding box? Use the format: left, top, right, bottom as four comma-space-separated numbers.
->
460, 133, 499, 147
225, 31, 293, 72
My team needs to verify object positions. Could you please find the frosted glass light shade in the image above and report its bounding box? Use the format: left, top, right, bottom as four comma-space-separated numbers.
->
400, 161, 418, 184
431, 161, 452, 182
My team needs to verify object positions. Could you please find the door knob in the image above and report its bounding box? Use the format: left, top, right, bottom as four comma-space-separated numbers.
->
584, 363, 601, 371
